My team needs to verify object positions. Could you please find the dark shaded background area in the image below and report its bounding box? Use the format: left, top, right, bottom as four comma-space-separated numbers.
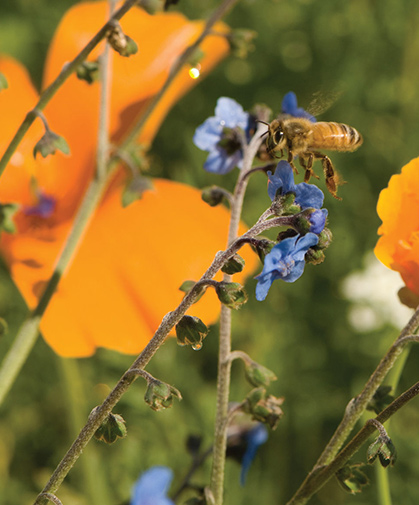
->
1, 1, 419, 504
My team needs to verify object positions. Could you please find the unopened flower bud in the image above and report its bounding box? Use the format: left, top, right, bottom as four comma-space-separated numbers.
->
201, 186, 226, 207
304, 248, 325, 265
144, 380, 182, 411
94, 412, 127, 444
76, 60, 100, 84
0, 203, 19, 235
252, 238, 275, 263
243, 388, 284, 429
244, 361, 277, 388
176, 315, 209, 350
316, 227, 333, 250
106, 22, 138, 57
367, 435, 397, 468
336, 464, 369, 494
215, 282, 248, 309
122, 175, 153, 208
295, 209, 327, 235
221, 254, 245, 275
33, 131, 70, 159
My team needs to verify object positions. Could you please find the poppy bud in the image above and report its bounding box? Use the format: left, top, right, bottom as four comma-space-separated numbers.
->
176, 315, 209, 350
215, 282, 248, 309
94, 412, 127, 444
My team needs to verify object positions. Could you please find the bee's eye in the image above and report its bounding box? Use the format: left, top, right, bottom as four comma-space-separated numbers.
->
274, 130, 284, 144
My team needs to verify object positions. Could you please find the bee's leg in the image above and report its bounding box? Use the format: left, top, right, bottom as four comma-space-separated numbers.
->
301, 153, 319, 182
312, 152, 342, 200
287, 150, 299, 174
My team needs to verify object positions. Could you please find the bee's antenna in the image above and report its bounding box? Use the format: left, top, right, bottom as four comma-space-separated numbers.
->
256, 120, 270, 126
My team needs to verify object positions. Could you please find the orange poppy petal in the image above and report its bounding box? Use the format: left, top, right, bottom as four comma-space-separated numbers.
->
0, 56, 56, 207
3, 179, 258, 357
375, 156, 419, 294
40, 1, 229, 217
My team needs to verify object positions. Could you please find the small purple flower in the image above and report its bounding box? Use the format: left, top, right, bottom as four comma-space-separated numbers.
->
308, 209, 328, 234
281, 92, 316, 122
130, 466, 174, 505
268, 161, 324, 210
240, 424, 269, 485
255, 233, 319, 301
24, 192, 56, 218
193, 97, 251, 174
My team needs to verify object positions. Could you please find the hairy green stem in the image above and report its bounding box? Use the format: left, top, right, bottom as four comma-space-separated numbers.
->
285, 380, 419, 505
285, 309, 419, 505
209, 121, 268, 505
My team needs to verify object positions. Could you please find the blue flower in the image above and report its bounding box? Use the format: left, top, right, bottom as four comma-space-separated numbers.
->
255, 233, 319, 301
130, 466, 174, 505
267, 161, 324, 210
308, 209, 328, 234
193, 97, 251, 174
281, 91, 316, 122
240, 424, 269, 486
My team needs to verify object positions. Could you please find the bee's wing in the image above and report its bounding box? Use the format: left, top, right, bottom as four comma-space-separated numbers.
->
306, 89, 343, 117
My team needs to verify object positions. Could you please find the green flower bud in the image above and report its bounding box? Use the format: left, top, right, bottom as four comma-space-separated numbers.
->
316, 227, 333, 250
244, 361, 277, 388
367, 435, 397, 468
243, 388, 284, 429
94, 412, 127, 444
144, 380, 182, 411
76, 60, 100, 84
215, 282, 248, 309
252, 238, 275, 263
121, 175, 153, 208
221, 254, 245, 275
176, 315, 209, 350
201, 186, 227, 207
106, 22, 138, 57
0, 203, 19, 235
33, 131, 70, 159
336, 464, 369, 494
304, 248, 325, 265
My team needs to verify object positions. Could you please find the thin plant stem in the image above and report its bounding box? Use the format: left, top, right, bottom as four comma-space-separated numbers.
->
315, 306, 419, 467
0, 0, 138, 178
209, 121, 270, 505
0, 0, 238, 408
32, 206, 287, 505
285, 380, 419, 505
285, 311, 419, 505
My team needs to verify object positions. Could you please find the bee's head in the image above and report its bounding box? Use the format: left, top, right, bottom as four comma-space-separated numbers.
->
266, 119, 285, 154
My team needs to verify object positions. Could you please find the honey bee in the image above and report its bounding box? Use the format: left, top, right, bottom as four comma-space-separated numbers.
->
262, 117, 363, 199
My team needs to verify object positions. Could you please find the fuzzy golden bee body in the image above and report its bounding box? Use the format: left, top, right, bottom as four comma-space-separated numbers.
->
265, 117, 363, 199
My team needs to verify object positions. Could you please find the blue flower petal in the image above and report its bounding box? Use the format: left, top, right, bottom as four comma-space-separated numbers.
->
215, 97, 249, 129
203, 147, 242, 174
281, 91, 316, 122
240, 424, 269, 486
131, 466, 174, 505
267, 161, 296, 201
24, 193, 56, 218
309, 209, 328, 234
193, 117, 223, 151
255, 233, 319, 300
294, 183, 324, 210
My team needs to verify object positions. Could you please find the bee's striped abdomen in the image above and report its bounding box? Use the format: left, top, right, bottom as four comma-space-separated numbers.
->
311, 122, 363, 152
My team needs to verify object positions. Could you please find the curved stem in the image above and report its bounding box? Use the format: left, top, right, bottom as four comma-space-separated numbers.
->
0, 0, 138, 178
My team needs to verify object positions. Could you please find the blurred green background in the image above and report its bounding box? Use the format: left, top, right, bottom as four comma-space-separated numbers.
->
1, 0, 419, 504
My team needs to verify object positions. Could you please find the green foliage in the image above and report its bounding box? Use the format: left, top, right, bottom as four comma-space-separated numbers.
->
2, 1, 419, 504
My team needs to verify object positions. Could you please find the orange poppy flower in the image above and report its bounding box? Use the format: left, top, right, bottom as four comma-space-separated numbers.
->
375, 157, 419, 298
0, 3, 258, 357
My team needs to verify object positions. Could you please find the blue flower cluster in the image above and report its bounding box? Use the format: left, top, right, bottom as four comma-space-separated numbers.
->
193, 97, 253, 174
256, 161, 327, 301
